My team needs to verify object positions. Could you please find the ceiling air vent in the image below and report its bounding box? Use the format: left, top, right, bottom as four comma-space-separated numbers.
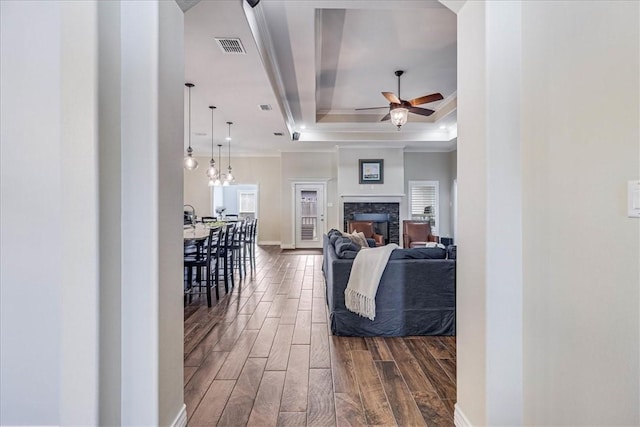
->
259, 104, 272, 111
274, 132, 283, 136
215, 37, 246, 54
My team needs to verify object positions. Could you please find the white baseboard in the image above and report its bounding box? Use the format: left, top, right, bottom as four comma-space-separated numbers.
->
258, 240, 281, 246
280, 243, 295, 249
171, 404, 187, 427
454, 403, 473, 427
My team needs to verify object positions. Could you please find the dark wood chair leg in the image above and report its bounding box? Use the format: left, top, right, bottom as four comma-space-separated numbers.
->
205, 264, 212, 307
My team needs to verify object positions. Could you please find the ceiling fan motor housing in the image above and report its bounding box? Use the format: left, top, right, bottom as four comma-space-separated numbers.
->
390, 101, 411, 110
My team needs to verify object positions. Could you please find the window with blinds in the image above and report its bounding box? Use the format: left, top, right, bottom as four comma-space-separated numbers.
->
238, 191, 257, 218
408, 181, 439, 233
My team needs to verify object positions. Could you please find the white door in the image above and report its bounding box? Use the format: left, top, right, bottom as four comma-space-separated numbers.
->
294, 183, 326, 248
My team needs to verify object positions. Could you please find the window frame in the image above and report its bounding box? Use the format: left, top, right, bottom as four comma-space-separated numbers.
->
238, 190, 257, 217
408, 180, 440, 234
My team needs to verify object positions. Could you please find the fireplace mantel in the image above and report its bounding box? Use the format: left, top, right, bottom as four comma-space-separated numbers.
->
340, 194, 405, 204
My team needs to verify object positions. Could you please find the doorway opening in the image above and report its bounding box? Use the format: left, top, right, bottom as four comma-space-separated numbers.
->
293, 182, 326, 248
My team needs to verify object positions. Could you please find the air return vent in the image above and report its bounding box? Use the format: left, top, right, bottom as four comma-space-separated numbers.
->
215, 37, 246, 54
259, 104, 272, 111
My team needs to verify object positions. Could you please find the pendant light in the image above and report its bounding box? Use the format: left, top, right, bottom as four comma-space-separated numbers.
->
213, 144, 223, 186
224, 121, 234, 185
206, 105, 217, 186
183, 83, 198, 170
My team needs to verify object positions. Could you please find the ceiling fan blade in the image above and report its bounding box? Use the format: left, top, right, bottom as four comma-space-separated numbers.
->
380, 113, 391, 122
409, 93, 444, 106
355, 106, 389, 111
382, 91, 401, 104
409, 106, 435, 117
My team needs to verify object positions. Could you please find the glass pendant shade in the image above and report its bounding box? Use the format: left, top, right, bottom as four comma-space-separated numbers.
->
208, 178, 215, 187
389, 107, 408, 130
206, 160, 217, 178
184, 147, 198, 170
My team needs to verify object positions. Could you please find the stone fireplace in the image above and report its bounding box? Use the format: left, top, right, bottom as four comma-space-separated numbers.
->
342, 196, 402, 245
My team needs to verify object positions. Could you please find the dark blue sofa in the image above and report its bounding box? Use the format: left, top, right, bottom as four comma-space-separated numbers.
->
322, 233, 456, 336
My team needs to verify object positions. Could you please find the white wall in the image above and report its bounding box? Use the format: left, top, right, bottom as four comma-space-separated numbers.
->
120, 1, 185, 424
521, 1, 639, 424
158, 2, 185, 425
184, 158, 213, 217
98, 1, 122, 423
337, 147, 405, 196
456, 2, 488, 423
1, 2, 100, 424
1, 1, 186, 425
1, 2, 64, 423
404, 151, 455, 236
454, 0, 640, 425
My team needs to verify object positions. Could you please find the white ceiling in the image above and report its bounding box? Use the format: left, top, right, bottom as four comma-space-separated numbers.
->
184, 0, 457, 156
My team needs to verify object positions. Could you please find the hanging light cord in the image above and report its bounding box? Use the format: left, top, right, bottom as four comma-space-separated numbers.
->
188, 85, 192, 151
210, 106, 215, 162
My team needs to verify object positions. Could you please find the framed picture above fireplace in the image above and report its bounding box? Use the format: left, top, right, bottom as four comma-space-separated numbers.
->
359, 159, 384, 184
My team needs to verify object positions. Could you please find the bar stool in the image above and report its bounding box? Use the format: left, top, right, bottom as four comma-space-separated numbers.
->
184, 226, 221, 307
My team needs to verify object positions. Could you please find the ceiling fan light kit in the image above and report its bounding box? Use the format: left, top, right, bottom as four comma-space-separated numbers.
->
183, 83, 199, 170
355, 70, 444, 131
389, 104, 409, 130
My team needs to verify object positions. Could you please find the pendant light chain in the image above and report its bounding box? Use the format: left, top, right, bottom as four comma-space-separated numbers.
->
183, 83, 198, 170
207, 105, 217, 183
226, 121, 234, 183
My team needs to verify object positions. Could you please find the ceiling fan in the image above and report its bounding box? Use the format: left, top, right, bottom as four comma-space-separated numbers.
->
356, 70, 444, 130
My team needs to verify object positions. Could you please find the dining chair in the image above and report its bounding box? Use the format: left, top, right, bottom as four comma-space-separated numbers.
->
243, 218, 257, 271
217, 223, 235, 292
230, 221, 246, 279
184, 226, 221, 307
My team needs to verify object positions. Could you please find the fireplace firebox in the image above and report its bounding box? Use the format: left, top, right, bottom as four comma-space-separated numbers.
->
343, 202, 400, 244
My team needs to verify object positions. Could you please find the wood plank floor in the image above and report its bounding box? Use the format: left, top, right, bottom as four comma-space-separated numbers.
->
184, 245, 456, 426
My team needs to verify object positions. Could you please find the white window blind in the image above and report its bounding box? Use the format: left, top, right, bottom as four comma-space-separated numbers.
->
408, 181, 439, 232
238, 191, 257, 214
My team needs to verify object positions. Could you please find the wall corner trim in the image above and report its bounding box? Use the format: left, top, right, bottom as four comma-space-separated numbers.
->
454, 404, 473, 427
259, 240, 282, 246
170, 404, 187, 427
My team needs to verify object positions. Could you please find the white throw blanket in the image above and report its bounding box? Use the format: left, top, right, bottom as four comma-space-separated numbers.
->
345, 243, 398, 320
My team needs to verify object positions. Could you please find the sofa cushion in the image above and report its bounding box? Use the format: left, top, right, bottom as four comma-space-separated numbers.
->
389, 247, 447, 260
329, 233, 342, 246
334, 237, 362, 258
344, 230, 369, 248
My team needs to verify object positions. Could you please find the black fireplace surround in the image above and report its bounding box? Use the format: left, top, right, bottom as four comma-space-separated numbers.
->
343, 202, 400, 245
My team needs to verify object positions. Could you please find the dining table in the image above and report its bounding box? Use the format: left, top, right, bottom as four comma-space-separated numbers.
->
183, 223, 212, 242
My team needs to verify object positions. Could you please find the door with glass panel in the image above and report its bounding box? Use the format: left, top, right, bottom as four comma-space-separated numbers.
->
294, 183, 325, 248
